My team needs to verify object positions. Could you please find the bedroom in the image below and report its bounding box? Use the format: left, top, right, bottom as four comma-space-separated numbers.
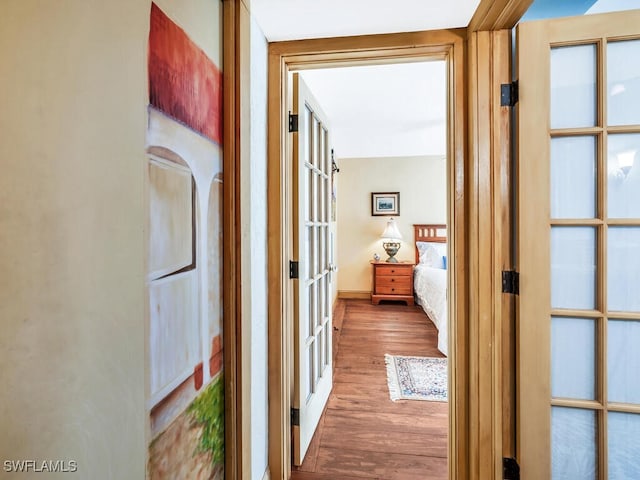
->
290, 60, 451, 479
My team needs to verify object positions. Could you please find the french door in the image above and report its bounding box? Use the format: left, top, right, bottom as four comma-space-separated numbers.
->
517, 10, 640, 479
291, 73, 334, 466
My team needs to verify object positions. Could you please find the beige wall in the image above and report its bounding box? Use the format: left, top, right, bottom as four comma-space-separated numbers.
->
0, 0, 149, 477
1, 0, 227, 476
336, 155, 446, 294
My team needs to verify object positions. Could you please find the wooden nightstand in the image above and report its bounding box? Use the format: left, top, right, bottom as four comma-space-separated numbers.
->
371, 261, 415, 306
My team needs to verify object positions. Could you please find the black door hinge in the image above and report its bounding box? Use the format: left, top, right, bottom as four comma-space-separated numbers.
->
291, 407, 300, 426
501, 81, 519, 107
503, 457, 520, 480
502, 270, 519, 295
289, 113, 299, 132
289, 261, 299, 279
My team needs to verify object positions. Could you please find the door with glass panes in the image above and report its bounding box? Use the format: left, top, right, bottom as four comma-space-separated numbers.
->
517, 10, 640, 479
291, 73, 334, 466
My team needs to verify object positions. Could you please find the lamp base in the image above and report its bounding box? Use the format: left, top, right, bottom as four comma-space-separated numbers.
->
383, 241, 401, 263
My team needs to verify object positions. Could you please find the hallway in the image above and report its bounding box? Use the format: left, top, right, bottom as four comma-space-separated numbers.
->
291, 299, 448, 480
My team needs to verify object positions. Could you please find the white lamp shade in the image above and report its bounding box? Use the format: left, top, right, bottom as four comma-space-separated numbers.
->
381, 218, 403, 240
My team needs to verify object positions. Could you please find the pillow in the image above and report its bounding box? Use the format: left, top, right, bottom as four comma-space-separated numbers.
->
418, 244, 440, 267
417, 241, 447, 269
416, 241, 430, 260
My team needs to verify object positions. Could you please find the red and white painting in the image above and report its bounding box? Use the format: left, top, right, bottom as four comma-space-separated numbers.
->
145, 4, 224, 479
148, 3, 222, 144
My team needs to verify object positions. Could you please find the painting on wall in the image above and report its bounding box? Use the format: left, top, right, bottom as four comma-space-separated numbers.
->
146, 4, 224, 479
148, 3, 222, 145
371, 192, 400, 216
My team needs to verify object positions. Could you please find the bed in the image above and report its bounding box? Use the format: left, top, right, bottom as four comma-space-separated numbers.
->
413, 224, 448, 356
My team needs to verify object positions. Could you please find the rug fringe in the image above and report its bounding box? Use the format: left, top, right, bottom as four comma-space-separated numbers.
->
384, 354, 401, 402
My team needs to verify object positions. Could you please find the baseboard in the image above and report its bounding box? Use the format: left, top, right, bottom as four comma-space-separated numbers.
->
338, 290, 371, 300
261, 467, 270, 480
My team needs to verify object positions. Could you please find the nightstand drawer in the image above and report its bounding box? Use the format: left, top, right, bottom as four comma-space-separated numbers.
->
370, 260, 415, 306
375, 276, 412, 294
375, 265, 413, 277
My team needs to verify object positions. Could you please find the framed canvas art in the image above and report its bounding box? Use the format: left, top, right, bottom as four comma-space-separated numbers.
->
371, 192, 400, 216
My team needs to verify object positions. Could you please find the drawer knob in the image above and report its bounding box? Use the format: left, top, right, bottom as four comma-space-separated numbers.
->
391, 288, 395, 292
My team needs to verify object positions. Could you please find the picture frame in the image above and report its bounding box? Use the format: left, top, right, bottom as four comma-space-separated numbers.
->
371, 192, 400, 216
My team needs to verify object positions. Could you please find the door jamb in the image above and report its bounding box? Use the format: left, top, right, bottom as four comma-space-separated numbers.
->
267, 29, 468, 480
222, 0, 242, 478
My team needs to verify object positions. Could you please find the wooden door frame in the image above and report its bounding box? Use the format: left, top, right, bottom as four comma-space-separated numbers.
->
222, 0, 242, 479
218, 1, 533, 479
467, 28, 516, 478
267, 30, 468, 480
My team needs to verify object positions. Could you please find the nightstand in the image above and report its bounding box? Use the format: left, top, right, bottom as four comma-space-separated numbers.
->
370, 261, 415, 306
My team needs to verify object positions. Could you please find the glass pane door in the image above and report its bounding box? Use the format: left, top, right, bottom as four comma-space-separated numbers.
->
292, 73, 333, 465
518, 10, 640, 480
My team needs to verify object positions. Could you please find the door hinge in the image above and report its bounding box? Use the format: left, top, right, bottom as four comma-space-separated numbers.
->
289, 260, 299, 279
288, 113, 299, 132
291, 407, 300, 426
502, 270, 519, 295
501, 81, 519, 107
503, 457, 520, 480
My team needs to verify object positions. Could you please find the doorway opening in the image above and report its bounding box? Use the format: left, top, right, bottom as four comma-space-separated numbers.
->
289, 60, 450, 478
267, 30, 467, 480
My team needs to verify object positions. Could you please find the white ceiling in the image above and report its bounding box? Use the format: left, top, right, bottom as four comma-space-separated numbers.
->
250, 0, 481, 42
250, 1, 471, 160
300, 61, 447, 159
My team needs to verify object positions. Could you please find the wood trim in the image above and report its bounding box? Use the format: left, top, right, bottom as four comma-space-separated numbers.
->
222, 1, 241, 479
448, 30, 469, 480
490, 29, 516, 470
467, 29, 514, 479
268, 29, 467, 480
516, 18, 552, 480
269, 29, 467, 58
337, 290, 371, 300
469, 0, 534, 32
267, 42, 290, 480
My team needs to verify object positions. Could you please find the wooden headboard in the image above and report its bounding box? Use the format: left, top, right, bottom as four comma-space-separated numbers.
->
413, 224, 447, 264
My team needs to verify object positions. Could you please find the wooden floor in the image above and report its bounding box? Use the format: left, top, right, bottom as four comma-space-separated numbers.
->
291, 299, 448, 480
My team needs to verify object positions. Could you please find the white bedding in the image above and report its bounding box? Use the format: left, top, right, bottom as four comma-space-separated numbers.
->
414, 264, 448, 356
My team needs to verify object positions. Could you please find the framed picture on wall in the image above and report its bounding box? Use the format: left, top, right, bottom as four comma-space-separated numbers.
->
371, 192, 400, 216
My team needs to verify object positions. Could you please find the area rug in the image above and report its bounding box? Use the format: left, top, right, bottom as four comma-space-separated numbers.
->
384, 354, 448, 402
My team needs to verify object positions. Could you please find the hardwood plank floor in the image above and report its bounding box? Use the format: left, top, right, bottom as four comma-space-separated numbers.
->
291, 299, 448, 480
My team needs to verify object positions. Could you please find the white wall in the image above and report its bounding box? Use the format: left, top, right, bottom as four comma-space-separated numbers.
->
337, 155, 447, 294
0, 0, 148, 476
241, 3, 270, 479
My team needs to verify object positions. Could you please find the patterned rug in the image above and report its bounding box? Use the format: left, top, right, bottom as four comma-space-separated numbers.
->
384, 354, 448, 402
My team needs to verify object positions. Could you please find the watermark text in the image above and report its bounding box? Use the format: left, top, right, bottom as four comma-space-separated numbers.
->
4, 460, 78, 473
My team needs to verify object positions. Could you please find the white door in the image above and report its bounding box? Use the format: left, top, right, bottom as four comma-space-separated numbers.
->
291, 73, 334, 466
518, 10, 640, 479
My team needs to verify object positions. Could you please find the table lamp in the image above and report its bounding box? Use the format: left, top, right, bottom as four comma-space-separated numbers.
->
381, 217, 403, 263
